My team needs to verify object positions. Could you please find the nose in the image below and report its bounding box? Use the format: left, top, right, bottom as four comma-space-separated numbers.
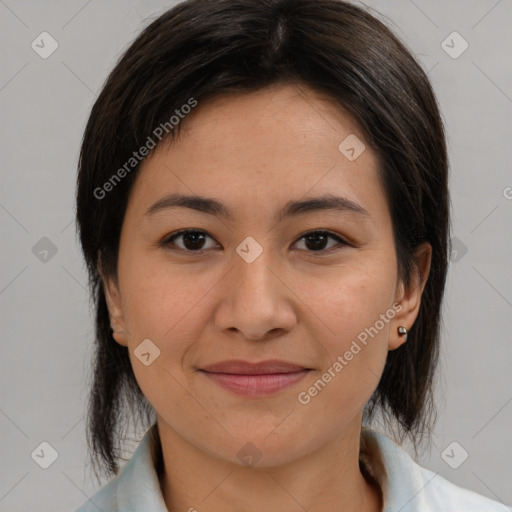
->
213, 249, 297, 341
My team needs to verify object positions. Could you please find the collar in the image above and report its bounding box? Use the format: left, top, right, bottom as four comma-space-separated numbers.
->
90, 425, 506, 511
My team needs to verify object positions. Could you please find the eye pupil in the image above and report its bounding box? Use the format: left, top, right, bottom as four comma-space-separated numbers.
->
183, 232, 205, 250
304, 233, 328, 251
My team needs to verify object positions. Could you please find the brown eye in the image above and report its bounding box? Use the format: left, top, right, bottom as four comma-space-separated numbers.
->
161, 229, 348, 255
163, 230, 218, 252
294, 231, 348, 253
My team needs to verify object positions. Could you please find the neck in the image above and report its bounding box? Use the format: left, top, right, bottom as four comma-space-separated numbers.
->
155, 419, 382, 512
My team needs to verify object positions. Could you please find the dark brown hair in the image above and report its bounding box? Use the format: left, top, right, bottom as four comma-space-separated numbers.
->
76, 0, 450, 481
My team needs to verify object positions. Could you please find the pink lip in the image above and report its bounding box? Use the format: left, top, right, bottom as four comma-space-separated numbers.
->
200, 360, 311, 397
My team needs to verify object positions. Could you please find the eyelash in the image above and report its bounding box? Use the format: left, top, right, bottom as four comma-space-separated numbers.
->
160, 229, 350, 255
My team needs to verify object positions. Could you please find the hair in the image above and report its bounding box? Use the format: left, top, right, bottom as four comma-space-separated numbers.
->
76, 0, 450, 482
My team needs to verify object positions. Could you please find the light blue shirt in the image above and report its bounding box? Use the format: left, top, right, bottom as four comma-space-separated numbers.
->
74, 427, 511, 511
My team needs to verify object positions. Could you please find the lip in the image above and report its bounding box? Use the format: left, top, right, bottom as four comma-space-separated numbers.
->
200, 359, 311, 397
202, 359, 309, 374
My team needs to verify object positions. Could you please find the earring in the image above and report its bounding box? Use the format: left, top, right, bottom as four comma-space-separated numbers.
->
397, 326, 408, 340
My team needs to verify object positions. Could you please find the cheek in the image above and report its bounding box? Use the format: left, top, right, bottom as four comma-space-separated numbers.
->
119, 265, 207, 416
295, 255, 397, 339
294, 259, 396, 400
120, 253, 213, 341
294, 288, 394, 431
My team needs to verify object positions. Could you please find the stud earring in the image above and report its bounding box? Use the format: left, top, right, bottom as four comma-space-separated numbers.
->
397, 326, 408, 340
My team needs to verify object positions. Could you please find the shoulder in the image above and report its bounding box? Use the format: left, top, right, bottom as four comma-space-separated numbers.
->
73, 477, 119, 512
361, 428, 511, 512
73, 427, 168, 512
419, 469, 511, 511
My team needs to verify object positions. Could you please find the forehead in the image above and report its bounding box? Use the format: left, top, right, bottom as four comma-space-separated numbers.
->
174, 83, 365, 157
127, 83, 386, 223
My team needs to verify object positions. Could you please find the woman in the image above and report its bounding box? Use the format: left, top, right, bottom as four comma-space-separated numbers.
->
74, 0, 510, 510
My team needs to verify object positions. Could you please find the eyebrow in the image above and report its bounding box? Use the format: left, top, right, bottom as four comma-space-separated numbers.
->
145, 192, 369, 223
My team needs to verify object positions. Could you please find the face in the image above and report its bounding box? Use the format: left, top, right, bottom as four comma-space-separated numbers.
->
103, 83, 430, 467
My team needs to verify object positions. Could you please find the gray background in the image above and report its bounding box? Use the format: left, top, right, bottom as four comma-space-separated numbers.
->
1, 0, 511, 510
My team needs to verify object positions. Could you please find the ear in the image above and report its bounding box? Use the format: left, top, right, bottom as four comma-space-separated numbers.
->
388, 242, 432, 351
97, 252, 129, 347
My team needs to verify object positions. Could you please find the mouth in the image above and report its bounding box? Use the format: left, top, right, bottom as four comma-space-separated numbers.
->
199, 359, 312, 397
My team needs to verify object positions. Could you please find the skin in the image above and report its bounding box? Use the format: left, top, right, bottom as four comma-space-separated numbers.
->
102, 83, 431, 512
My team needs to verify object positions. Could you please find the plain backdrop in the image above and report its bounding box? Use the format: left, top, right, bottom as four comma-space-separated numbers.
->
1, 1, 511, 510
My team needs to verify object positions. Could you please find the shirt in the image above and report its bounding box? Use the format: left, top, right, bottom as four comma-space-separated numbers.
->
74, 426, 511, 512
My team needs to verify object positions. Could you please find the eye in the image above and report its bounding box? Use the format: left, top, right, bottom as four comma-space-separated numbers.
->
162, 229, 219, 253
293, 230, 348, 253
161, 229, 349, 254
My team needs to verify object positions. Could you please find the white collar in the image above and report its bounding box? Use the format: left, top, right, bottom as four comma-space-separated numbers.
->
76, 426, 509, 511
